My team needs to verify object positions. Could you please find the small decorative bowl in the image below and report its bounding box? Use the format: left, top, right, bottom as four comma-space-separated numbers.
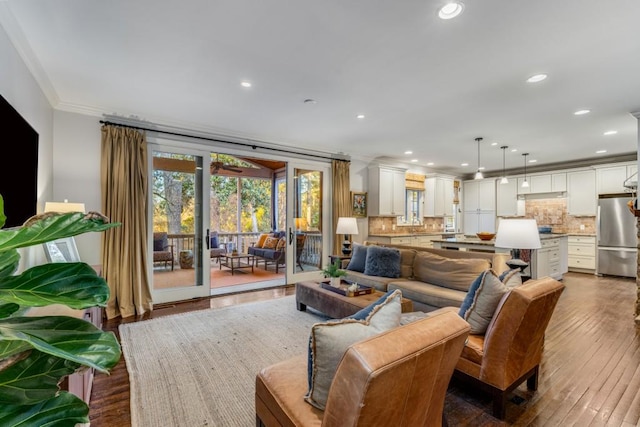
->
476, 232, 496, 241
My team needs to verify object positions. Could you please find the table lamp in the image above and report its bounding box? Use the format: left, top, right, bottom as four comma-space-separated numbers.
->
494, 218, 541, 272
336, 217, 358, 256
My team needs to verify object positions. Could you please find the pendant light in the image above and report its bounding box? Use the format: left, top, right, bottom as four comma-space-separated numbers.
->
500, 146, 509, 184
522, 153, 530, 188
474, 137, 483, 180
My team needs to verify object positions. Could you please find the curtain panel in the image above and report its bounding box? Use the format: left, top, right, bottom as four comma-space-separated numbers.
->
101, 124, 152, 319
331, 160, 351, 256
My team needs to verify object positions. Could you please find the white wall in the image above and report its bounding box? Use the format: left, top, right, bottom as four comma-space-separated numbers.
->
0, 20, 54, 268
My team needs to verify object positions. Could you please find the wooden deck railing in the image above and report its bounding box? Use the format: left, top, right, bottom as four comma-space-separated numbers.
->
166, 232, 323, 268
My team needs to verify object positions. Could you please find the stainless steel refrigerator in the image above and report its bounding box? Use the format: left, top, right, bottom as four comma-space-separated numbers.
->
596, 194, 637, 278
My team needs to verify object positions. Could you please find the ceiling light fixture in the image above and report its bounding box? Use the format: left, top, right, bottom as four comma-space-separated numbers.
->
500, 146, 509, 184
574, 109, 590, 115
357, 114, 365, 119
404, 150, 413, 155
461, 162, 469, 167
522, 153, 530, 188
427, 162, 434, 166
604, 130, 618, 135
474, 137, 484, 180
438, 2, 464, 19
526, 74, 547, 83
596, 149, 607, 154
411, 159, 418, 162
241, 81, 252, 88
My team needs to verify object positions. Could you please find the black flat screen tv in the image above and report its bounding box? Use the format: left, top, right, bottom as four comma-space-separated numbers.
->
0, 94, 39, 228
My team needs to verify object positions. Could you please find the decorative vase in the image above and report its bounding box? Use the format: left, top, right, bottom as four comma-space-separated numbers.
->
330, 277, 342, 287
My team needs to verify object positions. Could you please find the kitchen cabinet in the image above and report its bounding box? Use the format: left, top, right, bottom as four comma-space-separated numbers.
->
368, 165, 406, 216
552, 173, 567, 191
568, 235, 596, 272
567, 170, 596, 215
463, 179, 496, 234
496, 179, 520, 216
530, 236, 568, 280
369, 235, 411, 245
425, 177, 454, 217
596, 164, 637, 194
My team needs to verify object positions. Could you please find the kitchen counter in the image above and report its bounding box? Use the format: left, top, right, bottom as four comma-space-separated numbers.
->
368, 232, 456, 237
431, 233, 569, 249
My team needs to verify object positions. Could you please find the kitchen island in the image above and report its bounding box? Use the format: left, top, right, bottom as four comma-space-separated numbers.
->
431, 234, 569, 280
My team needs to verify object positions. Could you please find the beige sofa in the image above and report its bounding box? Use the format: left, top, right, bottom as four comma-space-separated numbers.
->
343, 242, 511, 312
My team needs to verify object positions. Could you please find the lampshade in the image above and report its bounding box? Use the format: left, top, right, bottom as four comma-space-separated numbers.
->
336, 217, 358, 235
494, 219, 541, 250
44, 200, 86, 213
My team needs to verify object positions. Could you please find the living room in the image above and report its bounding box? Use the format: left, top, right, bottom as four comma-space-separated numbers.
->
2, 2, 640, 426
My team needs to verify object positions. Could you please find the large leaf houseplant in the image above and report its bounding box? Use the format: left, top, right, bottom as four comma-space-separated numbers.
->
0, 195, 121, 426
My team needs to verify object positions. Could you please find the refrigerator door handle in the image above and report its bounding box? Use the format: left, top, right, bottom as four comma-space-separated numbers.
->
596, 205, 601, 245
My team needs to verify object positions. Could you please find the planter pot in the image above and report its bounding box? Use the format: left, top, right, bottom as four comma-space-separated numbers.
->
330, 277, 342, 287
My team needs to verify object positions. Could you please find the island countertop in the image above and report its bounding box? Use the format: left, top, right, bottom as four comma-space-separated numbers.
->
430, 233, 569, 250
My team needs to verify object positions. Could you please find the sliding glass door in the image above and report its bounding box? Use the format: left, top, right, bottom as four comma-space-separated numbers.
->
285, 161, 331, 283
150, 146, 211, 303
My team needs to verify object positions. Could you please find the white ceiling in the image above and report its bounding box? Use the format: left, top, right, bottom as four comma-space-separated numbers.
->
2, 0, 640, 177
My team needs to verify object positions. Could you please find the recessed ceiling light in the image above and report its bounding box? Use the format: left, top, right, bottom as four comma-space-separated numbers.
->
574, 109, 590, 115
529, 159, 537, 163
461, 162, 469, 167
410, 159, 418, 163
438, 2, 464, 20
511, 148, 518, 152
526, 74, 547, 83
427, 162, 434, 166
357, 114, 365, 119
491, 142, 498, 146
604, 130, 618, 135
404, 150, 413, 155
479, 167, 485, 170
596, 150, 607, 154
241, 81, 252, 88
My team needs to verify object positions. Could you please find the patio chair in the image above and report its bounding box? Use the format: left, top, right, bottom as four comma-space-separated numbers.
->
153, 232, 174, 270
210, 231, 227, 263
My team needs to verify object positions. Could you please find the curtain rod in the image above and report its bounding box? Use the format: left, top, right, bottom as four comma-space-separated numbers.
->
99, 120, 349, 162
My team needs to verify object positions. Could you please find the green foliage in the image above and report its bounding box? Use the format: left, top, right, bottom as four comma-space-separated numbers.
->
0, 195, 122, 426
322, 260, 346, 278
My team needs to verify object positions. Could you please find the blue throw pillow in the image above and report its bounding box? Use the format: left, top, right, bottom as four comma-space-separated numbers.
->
363, 246, 401, 278
459, 269, 510, 334
346, 243, 368, 272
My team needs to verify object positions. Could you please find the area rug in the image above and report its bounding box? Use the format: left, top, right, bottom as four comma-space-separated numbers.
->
119, 296, 327, 427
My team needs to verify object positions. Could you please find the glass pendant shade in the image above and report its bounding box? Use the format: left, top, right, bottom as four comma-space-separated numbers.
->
500, 176, 509, 184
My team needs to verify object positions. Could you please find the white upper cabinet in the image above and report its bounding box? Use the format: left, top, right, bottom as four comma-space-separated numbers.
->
530, 175, 552, 193
596, 165, 636, 195
567, 169, 596, 215
517, 173, 566, 194
463, 179, 496, 234
552, 173, 567, 191
368, 165, 407, 216
425, 177, 454, 217
496, 179, 519, 216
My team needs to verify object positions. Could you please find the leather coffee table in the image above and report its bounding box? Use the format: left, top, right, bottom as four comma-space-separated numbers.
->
295, 280, 414, 319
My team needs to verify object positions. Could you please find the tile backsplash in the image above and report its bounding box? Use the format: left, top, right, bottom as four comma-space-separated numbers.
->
368, 216, 444, 234
523, 198, 595, 234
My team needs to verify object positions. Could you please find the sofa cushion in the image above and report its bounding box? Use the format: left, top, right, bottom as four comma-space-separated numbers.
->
412, 251, 490, 292
263, 236, 279, 249
499, 268, 522, 287
388, 280, 467, 308
342, 271, 404, 292
363, 246, 401, 278
458, 270, 510, 334
255, 233, 270, 248
276, 237, 286, 250
346, 243, 368, 272
305, 289, 402, 410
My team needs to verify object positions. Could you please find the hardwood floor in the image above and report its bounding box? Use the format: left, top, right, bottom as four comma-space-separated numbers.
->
89, 273, 640, 426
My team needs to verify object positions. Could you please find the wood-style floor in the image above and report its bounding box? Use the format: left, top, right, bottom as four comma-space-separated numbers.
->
88, 273, 640, 426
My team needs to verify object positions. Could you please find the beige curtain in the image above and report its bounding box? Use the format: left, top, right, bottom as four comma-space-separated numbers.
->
332, 160, 351, 255
101, 125, 152, 319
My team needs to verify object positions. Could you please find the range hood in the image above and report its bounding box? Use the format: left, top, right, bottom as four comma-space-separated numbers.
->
518, 191, 567, 200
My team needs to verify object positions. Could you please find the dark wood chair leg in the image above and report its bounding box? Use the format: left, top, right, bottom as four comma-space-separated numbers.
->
492, 390, 507, 420
527, 365, 539, 390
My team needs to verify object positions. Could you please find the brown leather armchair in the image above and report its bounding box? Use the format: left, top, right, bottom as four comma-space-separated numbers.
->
255, 309, 470, 427
453, 276, 565, 419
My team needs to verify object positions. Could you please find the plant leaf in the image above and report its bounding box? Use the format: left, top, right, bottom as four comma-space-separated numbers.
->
0, 195, 5, 229
0, 263, 109, 309
0, 212, 119, 252
0, 316, 121, 373
0, 303, 20, 318
0, 249, 20, 279
0, 387, 89, 426
0, 350, 80, 404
